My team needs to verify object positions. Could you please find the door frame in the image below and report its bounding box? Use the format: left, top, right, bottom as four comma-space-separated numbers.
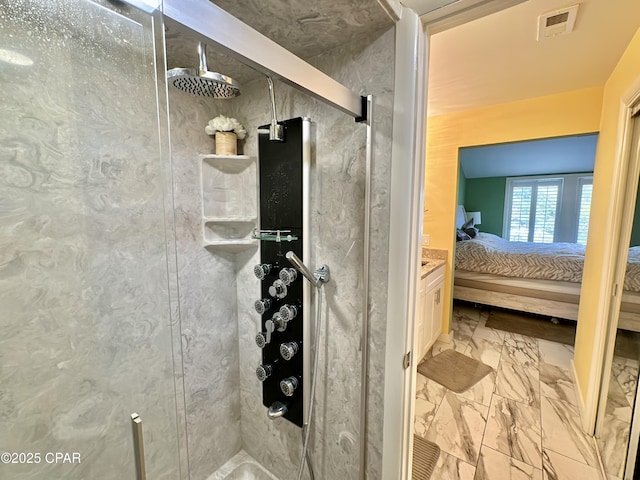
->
381, 7, 427, 479
584, 76, 640, 436
592, 82, 640, 471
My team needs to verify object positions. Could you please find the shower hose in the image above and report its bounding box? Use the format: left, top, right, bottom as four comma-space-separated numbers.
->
296, 285, 324, 480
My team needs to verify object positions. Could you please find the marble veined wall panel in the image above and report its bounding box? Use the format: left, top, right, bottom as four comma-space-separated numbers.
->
0, 1, 182, 479
167, 90, 244, 479
209, 0, 392, 61
221, 26, 395, 480
305, 27, 394, 480
161, 20, 394, 480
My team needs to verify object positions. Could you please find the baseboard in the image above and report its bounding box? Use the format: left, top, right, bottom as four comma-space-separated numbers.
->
438, 331, 453, 344
571, 359, 591, 433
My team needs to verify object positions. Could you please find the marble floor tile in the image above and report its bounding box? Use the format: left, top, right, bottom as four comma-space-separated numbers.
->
506, 332, 538, 349
537, 339, 574, 371
430, 450, 476, 480
597, 415, 631, 479
475, 445, 543, 480
459, 370, 496, 407
431, 338, 469, 357
502, 333, 539, 369
483, 395, 543, 469
612, 356, 640, 371
541, 397, 598, 467
495, 361, 540, 408
472, 325, 506, 344
455, 304, 486, 323
456, 341, 472, 354
539, 362, 576, 407
612, 360, 639, 407
414, 397, 438, 437
542, 449, 601, 480
604, 376, 633, 422
453, 315, 479, 344
430, 305, 624, 480
611, 356, 639, 375
465, 337, 503, 370
426, 392, 489, 465
416, 372, 447, 405
476, 310, 490, 326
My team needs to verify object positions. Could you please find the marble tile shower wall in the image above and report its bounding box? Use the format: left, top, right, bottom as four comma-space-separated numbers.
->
165, 24, 393, 480
0, 2, 183, 479
1, 5, 393, 480
307, 27, 394, 480
167, 90, 244, 479
227, 27, 394, 480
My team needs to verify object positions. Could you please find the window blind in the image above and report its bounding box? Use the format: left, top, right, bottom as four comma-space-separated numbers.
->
577, 181, 592, 245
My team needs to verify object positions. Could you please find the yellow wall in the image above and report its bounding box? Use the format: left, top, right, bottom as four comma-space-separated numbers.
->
424, 87, 604, 334
574, 27, 640, 410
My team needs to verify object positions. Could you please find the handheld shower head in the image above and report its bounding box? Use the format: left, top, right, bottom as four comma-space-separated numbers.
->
167, 42, 240, 98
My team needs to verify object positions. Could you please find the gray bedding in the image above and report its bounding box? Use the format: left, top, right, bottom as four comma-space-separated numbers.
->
455, 233, 640, 292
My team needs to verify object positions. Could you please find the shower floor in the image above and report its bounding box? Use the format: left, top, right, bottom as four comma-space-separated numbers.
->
207, 450, 280, 480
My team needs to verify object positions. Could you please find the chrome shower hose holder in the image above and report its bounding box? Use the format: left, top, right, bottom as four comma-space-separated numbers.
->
314, 265, 330, 285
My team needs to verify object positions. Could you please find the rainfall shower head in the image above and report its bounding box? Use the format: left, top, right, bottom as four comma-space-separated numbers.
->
167, 42, 240, 98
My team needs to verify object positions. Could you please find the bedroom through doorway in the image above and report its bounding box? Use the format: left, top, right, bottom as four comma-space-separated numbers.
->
417, 2, 640, 478
452, 134, 598, 332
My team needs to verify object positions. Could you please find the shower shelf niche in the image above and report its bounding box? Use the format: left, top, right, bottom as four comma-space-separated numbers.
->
200, 154, 258, 252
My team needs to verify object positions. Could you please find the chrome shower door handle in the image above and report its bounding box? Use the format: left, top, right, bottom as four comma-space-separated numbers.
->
130, 413, 147, 480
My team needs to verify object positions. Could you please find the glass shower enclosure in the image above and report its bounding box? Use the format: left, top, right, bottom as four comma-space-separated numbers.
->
1, 1, 377, 479
0, 1, 186, 478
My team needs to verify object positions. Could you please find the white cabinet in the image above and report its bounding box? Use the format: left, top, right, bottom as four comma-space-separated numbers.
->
417, 264, 445, 360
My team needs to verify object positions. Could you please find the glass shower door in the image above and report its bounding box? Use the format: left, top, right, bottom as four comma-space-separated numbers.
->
0, 1, 185, 479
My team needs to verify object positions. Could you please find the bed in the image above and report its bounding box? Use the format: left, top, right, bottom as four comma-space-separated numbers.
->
453, 232, 640, 332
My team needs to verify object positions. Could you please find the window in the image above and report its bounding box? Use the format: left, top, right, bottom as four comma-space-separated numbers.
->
505, 178, 562, 243
576, 178, 593, 245
504, 174, 593, 243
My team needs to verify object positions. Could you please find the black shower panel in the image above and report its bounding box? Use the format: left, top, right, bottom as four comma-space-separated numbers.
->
255, 117, 307, 428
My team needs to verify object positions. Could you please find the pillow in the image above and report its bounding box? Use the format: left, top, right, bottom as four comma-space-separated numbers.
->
462, 217, 475, 230
456, 228, 471, 241
463, 226, 479, 238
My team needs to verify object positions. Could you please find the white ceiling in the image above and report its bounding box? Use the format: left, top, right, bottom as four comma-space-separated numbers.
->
424, 0, 640, 115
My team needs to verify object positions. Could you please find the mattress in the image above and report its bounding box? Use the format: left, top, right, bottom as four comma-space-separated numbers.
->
455, 233, 640, 293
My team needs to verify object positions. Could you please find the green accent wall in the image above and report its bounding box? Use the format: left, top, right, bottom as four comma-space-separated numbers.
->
458, 167, 466, 206
631, 186, 640, 246
464, 177, 506, 236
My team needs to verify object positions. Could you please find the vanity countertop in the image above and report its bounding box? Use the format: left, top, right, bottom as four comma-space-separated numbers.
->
420, 247, 447, 278
420, 258, 446, 278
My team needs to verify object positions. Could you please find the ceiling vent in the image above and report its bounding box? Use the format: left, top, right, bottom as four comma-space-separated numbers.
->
537, 4, 579, 41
